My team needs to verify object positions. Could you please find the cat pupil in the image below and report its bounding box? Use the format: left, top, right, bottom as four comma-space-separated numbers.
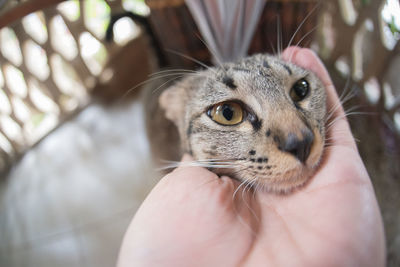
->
290, 78, 310, 102
222, 105, 234, 121
294, 79, 308, 98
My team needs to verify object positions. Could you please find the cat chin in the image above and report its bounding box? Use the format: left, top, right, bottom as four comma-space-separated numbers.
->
259, 169, 315, 194
306, 133, 325, 168
262, 157, 323, 194
214, 133, 325, 193
222, 164, 317, 194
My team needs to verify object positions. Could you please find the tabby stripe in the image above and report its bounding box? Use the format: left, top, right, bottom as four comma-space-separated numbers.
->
222, 76, 237, 90
282, 64, 292, 75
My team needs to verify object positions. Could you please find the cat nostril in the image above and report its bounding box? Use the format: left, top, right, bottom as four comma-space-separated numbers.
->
282, 130, 314, 163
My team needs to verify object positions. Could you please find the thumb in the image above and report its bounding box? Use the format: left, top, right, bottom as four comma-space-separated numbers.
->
180, 153, 193, 162
282, 46, 357, 150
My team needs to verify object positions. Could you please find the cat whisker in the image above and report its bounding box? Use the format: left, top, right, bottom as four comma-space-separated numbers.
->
195, 158, 249, 164
325, 128, 352, 137
231, 177, 259, 237
117, 71, 203, 102
325, 85, 358, 123
227, 165, 253, 178
157, 164, 237, 171
232, 177, 252, 201
324, 138, 357, 148
339, 104, 363, 116
325, 79, 376, 131
325, 116, 348, 131
157, 159, 242, 171
325, 79, 355, 120
339, 85, 358, 106
159, 157, 251, 172
268, 39, 277, 55
194, 33, 226, 73
149, 72, 205, 81
276, 14, 282, 57
149, 71, 201, 80
325, 93, 353, 121
252, 179, 262, 199
325, 110, 373, 132
324, 142, 335, 147
117, 74, 169, 103
241, 180, 260, 224
247, 179, 258, 195
151, 75, 187, 95
286, 2, 321, 54
149, 69, 197, 77
149, 71, 208, 96
337, 74, 353, 102
190, 158, 237, 162
233, 164, 261, 187
160, 158, 240, 164
323, 137, 338, 142
164, 49, 216, 74
344, 110, 375, 117
292, 24, 319, 50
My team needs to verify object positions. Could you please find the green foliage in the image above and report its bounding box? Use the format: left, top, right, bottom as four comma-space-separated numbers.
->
389, 15, 400, 35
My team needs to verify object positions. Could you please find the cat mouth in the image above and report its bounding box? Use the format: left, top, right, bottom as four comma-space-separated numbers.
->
211, 140, 324, 193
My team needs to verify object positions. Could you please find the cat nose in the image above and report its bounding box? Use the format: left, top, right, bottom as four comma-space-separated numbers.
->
281, 130, 314, 163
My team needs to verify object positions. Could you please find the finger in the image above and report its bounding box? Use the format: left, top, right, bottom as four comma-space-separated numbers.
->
180, 153, 193, 162
177, 155, 246, 204
282, 46, 357, 150
170, 153, 213, 179
166, 154, 237, 194
169, 154, 219, 185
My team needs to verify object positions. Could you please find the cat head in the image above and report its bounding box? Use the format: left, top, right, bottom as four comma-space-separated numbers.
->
160, 54, 326, 193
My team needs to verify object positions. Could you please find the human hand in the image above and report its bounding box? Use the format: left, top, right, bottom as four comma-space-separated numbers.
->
117, 47, 385, 267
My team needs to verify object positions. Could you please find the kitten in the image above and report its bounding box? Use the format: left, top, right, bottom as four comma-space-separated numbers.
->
146, 53, 326, 193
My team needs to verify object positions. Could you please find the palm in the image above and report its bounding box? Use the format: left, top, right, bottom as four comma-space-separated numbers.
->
238, 144, 383, 267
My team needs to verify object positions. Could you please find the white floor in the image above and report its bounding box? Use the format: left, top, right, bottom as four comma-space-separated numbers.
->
0, 99, 161, 267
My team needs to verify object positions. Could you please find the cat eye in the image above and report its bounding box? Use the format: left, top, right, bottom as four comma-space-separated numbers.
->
290, 79, 309, 102
208, 101, 244, 125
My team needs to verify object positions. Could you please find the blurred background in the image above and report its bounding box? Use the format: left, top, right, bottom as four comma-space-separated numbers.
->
0, 0, 399, 266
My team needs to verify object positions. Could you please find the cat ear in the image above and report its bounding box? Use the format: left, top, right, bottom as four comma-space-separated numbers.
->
159, 83, 187, 128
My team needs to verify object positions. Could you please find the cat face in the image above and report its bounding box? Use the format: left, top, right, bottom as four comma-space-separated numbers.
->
160, 54, 326, 193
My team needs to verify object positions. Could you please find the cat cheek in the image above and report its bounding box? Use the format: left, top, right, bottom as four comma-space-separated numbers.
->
306, 128, 325, 167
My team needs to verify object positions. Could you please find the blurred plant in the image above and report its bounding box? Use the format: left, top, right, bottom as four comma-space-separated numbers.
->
388, 15, 400, 35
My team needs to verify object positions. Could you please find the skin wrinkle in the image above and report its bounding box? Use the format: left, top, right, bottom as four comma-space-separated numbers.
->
230, 180, 262, 267
304, 177, 368, 195
273, 205, 347, 265
272, 184, 372, 266
267, 203, 305, 261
